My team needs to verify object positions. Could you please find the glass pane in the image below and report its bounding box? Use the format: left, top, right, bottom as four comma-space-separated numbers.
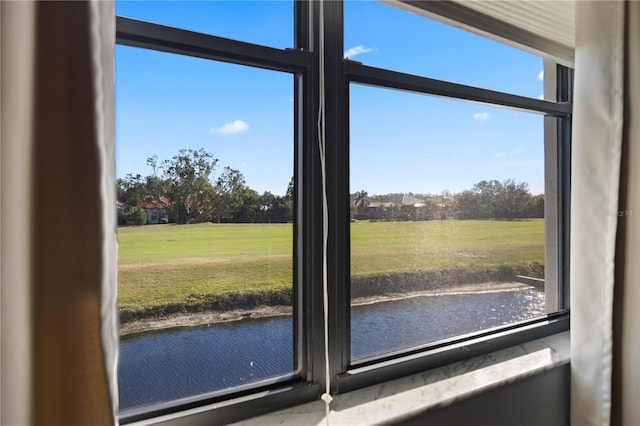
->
116, 46, 295, 411
344, 0, 544, 99
349, 84, 547, 361
116, 0, 293, 49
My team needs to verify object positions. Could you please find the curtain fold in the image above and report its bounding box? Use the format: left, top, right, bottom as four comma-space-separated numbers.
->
31, 1, 117, 423
1, 2, 37, 425
612, 3, 640, 424
90, 0, 120, 420
571, 1, 640, 425
1, 1, 117, 425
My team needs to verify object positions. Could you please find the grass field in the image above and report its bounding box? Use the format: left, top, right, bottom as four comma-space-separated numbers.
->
118, 219, 544, 316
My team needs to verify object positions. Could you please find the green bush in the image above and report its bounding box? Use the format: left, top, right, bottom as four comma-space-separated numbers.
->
125, 207, 147, 226
117, 209, 128, 226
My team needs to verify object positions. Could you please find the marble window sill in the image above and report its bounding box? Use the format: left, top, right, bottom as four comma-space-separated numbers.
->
231, 331, 570, 426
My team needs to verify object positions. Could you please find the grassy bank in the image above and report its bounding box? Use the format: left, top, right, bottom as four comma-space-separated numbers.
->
118, 219, 544, 321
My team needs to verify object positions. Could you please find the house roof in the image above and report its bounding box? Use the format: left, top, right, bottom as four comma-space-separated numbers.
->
382, 194, 424, 206
138, 195, 170, 210
349, 194, 381, 208
350, 193, 425, 208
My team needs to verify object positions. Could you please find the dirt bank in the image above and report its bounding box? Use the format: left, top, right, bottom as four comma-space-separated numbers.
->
120, 280, 535, 336
120, 264, 544, 327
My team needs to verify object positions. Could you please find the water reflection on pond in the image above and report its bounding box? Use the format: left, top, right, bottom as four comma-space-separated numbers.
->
118, 288, 544, 411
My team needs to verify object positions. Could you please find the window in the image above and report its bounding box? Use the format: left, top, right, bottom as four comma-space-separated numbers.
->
349, 90, 548, 361
115, 4, 316, 422
116, 46, 297, 412
115, 1, 571, 423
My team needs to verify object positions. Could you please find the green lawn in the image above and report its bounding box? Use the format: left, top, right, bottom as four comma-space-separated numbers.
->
118, 223, 293, 312
118, 219, 544, 313
350, 219, 543, 274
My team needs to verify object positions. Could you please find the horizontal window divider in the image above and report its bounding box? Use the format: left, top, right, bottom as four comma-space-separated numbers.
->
119, 379, 320, 425
334, 313, 569, 395
345, 61, 572, 117
116, 16, 312, 73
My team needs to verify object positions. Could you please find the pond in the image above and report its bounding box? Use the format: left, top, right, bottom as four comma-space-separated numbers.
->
118, 287, 545, 411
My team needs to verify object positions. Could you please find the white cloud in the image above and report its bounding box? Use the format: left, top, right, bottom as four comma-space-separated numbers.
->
473, 112, 490, 122
214, 120, 249, 135
494, 152, 507, 158
538, 70, 544, 81
344, 45, 373, 59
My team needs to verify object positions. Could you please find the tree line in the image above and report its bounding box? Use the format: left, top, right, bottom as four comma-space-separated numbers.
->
117, 148, 293, 225
117, 149, 543, 226
352, 179, 544, 222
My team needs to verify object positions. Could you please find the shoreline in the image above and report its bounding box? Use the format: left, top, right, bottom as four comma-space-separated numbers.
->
120, 281, 534, 337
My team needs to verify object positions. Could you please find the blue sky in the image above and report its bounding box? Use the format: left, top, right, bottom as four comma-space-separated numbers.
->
115, 0, 545, 196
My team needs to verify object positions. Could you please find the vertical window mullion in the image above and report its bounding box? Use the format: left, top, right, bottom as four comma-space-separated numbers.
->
298, 0, 327, 386
293, 0, 305, 379
543, 59, 560, 313
546, 62, 572, 313
321, 0, 350, 392
558, 65, 573, 311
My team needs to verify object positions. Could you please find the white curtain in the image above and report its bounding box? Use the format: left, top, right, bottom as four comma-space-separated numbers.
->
571, 1, 640, 425
0, 1, 118, 425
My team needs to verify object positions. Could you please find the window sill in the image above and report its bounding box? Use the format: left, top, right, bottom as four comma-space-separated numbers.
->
230, 331, 570, 426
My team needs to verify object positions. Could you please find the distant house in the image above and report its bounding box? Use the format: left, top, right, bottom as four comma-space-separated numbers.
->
349, 194, 381, 209
350, 193, 428, 222
138, 196, 169, 224
350, 193, 425, 210
373, 193, 425, 208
